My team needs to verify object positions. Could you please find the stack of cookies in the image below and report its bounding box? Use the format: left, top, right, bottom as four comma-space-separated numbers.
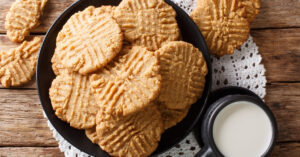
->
49, 0, 208, 156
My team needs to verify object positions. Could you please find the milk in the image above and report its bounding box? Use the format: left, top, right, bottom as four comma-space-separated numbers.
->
213, 101, 273, 157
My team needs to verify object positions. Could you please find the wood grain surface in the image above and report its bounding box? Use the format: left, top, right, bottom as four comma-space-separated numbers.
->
252, 28, 300, 82
0, 147, 64, 157
271, 142, 300, 157
0, 0, 299, 156
0, 90, 57, 146
266, 83, 300, 142
251, 0, 300, 29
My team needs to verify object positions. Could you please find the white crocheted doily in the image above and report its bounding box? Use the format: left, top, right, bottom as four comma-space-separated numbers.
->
44, 1, 267, 156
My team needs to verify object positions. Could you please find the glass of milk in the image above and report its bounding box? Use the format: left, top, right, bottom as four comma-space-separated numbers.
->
195, 87, 277, 157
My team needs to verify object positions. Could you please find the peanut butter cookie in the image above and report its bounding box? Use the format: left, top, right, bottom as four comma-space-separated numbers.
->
90, 46, 161, 118
5, 0, 47, 42
158, 102, 190, 130
85, 127, 99, 144
51, 52, 71, 76
54, 6, 123, 75
156, 41, 207, 110
190, 0, 250, 56
241, 0, 261, 22
96, 105, 163, 157
113, 0, 180, 50
95, 5, 116, 14
0, 37, 42, 87
49, 72, 98, 129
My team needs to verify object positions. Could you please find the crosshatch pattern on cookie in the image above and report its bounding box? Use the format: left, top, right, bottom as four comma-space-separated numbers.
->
190, 0, 250, 56
0, 37, 42, 87
49, 73, 98, 129
5, 0, 47, 42
54, 6, 123, 75
157, 41, 207, 110
96, 105, 163, 157
114, 0, 180, 50
90, 46, 161, 118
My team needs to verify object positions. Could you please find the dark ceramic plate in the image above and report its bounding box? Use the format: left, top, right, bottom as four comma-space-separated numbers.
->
36, 0, 212, 156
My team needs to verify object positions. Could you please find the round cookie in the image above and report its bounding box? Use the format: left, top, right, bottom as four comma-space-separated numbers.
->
241, 0, 261, 23
54, 6, 123, 75
49, 72, 98, 129
0, 37, 42, 87
85, 127, 99, 144
190, 0, 250, 56
158, 102, 190, 130
96, 105, 163, 157
156, 41, 207, 110
5, 0, 47, 42
90, 45, 161, 118
113, 0, 180, 50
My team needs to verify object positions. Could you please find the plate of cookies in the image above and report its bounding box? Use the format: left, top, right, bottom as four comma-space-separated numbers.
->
37, 0, 212, 156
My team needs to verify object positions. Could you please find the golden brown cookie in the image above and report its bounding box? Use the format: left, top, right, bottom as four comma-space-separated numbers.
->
0, 37, 42, 87
5, 0, 47, 42
96, 105, 163, 157
90, 45, 161, 118
113, 0, 180, 50
95, 5, 115, 14
52, 5, 118, 76
54, 6, 123, 75
241, 0, 261, 22
85, 127, 99, 144
49, 72, 98, 129
190, 0, 250, 56
51, 52, 72, 76
156, 41, 207, 110
158, 102, 190, 130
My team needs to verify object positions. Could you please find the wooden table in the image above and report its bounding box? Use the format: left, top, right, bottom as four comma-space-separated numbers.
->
0, 0, 299, 156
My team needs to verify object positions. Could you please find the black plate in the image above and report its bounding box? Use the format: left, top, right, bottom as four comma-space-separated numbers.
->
36, 0, 212, 156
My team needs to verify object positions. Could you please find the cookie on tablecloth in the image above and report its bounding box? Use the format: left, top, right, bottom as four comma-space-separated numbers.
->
190, 0, 250, 56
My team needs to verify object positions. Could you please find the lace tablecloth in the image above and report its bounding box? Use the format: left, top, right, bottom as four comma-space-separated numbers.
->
45, 0, 267, 156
